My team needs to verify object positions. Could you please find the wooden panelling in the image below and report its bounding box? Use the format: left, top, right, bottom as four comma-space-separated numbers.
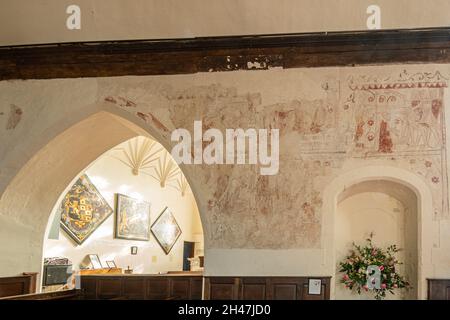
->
80, 275, 329, 300
146, 278, 170, 299
272, 284, 298, 300
209, 284, 235, 300
427, 279, 450, 300
97, 278, 123, 299
204, 277, 239, 300
0, 282, 27, 298
80, 274, 203, 300
80, 277, 97, 299
170, 278, 190, 299
0, 274, 35, 298
123, 279, 145, 300
1, 28, 450, 80
190, 278, 203, 300
204, 276, 331, 300
267, 278, 303, 300
241, 278, 266, 300
22, 272, 38, 294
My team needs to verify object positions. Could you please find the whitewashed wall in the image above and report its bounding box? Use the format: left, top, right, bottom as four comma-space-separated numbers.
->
1, 64, 450, 300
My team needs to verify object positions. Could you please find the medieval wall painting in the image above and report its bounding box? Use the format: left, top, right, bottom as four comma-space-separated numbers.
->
98, 67, 450, 249
343, 71, 448, 219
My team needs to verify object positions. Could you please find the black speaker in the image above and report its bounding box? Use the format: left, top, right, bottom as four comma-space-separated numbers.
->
43, 264, 72, 286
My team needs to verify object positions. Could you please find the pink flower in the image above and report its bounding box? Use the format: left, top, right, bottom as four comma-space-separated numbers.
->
393, 284, 398, 288
343, 274, 349, 281
379, 265, 385, 271
363, 285, 368, 291
381, 283, 387, 289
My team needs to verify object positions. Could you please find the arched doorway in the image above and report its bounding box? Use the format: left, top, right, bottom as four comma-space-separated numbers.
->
322, 165, 435, 300
335, 180, 418, 299
0, 109, 206, 286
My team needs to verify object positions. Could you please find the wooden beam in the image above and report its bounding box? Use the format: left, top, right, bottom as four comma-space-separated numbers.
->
1, 28, 450, 80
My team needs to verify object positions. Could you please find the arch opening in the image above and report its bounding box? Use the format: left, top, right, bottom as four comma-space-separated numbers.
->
322, 165, 434, 300
0, 110, 206, 290
335, 180, 418, 299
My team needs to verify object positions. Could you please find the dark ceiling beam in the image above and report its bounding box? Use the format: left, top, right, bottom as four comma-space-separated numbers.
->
1, 28, 450, 80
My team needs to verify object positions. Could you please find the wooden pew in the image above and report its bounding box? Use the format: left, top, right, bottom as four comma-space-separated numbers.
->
0, 289, 81, 300
428, 279, 450, 300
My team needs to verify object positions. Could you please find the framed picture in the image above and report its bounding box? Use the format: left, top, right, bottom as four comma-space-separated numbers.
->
308, 279, 322, 295
114, 194, 151, 241
130, 246, 138, 255
59, 174, 113, 245
89, 254, 103, 269
151, 207, 182, 255
106, 260, 117, 268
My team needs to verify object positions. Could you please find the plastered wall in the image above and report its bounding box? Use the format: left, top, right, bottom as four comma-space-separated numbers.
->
1, 0, 450, 45
1, 64, 450, 299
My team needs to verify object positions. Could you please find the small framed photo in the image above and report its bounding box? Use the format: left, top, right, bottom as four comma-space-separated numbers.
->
88, 254, 103, 269
131, 246, 138, 255
308, 279, 322, 295
106, 260, 117, 268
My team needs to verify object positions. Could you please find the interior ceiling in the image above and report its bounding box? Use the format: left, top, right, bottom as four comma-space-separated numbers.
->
338, 180, 417, 205
1, 0, 450, 46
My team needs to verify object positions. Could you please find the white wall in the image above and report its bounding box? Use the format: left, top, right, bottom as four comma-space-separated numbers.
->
1, 0, 450, 45
43, 137, 203, 275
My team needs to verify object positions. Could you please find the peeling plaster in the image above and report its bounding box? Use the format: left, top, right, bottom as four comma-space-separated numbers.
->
6, 104, 22, 130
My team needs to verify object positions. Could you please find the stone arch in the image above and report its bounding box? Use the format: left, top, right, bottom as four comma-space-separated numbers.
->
322, 165, 435, 299
0, 103, 207, 279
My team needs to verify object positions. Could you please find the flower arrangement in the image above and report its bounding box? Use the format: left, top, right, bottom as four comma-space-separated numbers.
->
339, 234, 410, 299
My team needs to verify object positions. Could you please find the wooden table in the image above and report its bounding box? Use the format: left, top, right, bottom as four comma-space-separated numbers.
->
79, 268, 123, 275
